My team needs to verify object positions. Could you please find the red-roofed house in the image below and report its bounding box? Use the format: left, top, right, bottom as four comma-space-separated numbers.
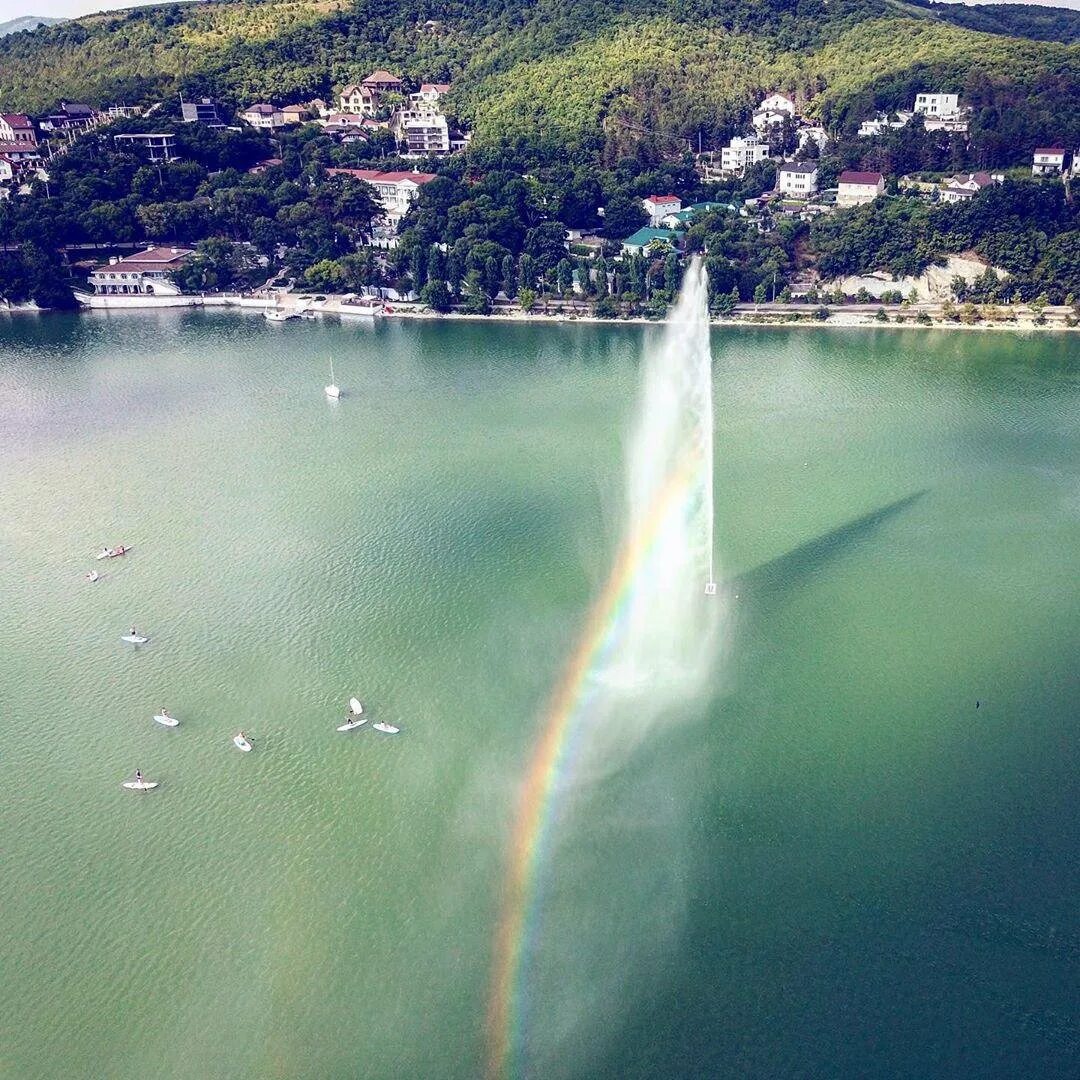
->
89, 246, 194, 296
1032, 148, 1067, 176
327, 168, 437, 227
642, 195, 682, 226
0, 114, 37, 145
836, 170, 885, 207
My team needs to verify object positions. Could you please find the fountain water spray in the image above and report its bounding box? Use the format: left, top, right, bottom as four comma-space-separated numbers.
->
487, 257, 724, 1079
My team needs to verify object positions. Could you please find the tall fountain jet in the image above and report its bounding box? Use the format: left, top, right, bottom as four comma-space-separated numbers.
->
488, 258, 724, 1080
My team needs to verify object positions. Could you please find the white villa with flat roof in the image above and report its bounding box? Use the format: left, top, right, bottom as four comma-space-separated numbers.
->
720, 136, 770, 175
776, 161, 818, 197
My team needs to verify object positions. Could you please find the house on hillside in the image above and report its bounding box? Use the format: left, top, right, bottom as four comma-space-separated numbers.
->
280, 104, 312, 125
0, 142, 41, 168
752, 92, 797, 135
836, 170, 884, 207
719, 135, 770, 175
38, 102, 97, 134
914, 93, 959, 117
776, 161, 818, 197
621, 227, 681, 256
340, 84, 378, 116
0, 114, 37, 145
858, 111, 913, 138
1032, 148, 1067, 176
392, 110, 450, 155
797, 126, 828, 153
113, 132, 178, 162
89, 246, 193, 296
241, 103, 286, 130
940, 171, 996, 203
181, 98, 224, 126
326, 167, 436, 228
642, 195, 682, 226
412, 83, 451, 109
363, 70, 403, 95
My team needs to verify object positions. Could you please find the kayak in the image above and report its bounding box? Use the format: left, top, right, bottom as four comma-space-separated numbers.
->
349, 697, 363, 715
97, 546, 130, 559
153, 713, 179, 728
233, 734, 252, 752
122, 780, 159, 791
337, 717, 367, 732
372, 722, 400, 734
121, 634, 149, 644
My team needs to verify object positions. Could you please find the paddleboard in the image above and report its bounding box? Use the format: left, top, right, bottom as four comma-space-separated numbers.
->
337, 717, 367, 732
96, 550, 111, 560
122, 780, 159, 791
121, 634, 149, 644
153, 713, 179, 728
349, 697, 363, 715
233, 735, 252, 752
373, 722, 399, 734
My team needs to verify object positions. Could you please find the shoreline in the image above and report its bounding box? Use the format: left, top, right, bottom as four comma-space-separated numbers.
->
6, 295, 1078, 333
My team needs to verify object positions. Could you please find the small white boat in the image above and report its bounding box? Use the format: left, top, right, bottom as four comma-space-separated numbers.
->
372, 721, 400, 734
121, 633, 149, 644
339, 298, 383, 320
122, 778, 158, 791
233, 733, 252, 752
86, 570, 100, 583
97, 545, 130, 559
349, 697, 363, 716
325, 356, 341, 399
153, 711, 179, 728
337, 716, 367, 732
96, 547, 112, 560
264, 309, 296, 322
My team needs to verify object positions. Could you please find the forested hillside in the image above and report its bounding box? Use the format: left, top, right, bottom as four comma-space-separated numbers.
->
1, 0, 1078, 162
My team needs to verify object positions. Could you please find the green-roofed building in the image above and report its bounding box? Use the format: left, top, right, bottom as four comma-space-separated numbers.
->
621, 227, 682, 255
660, 202, 732, 226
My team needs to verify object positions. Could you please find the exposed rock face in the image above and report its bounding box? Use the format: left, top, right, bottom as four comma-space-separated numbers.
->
833, 254, 1008, 301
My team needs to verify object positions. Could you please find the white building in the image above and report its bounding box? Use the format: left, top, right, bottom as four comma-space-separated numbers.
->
914, 93, 960, 117
393, 110, 450, 155
326, 168, 437, 229
858, 111, 913, 138
924, 116, 969, 134
241, 103, 286, 130
641, 195, 682, 226
1032, 147, 1067, 176
719, 135, 770, 174
776, 161, 818, 197
757, 92, 796, 116
836, 170, 885, 207
89, 246, 193, 296
411, 83, 450, 111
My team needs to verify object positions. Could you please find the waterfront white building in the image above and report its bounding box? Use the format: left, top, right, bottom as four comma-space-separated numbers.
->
89, 246, 193, 296
326, 168, 437, 228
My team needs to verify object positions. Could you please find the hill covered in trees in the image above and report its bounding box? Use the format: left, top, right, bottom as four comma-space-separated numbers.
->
1, 0, 1078, 162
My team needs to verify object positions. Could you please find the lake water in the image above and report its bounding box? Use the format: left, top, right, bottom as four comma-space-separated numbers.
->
0, 311, 1077, 1079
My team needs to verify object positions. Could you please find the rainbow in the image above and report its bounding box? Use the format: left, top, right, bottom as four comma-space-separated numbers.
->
486, 441, 706, 1080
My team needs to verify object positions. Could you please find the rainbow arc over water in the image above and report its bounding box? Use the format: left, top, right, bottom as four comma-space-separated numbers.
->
485, 440, 708, 1079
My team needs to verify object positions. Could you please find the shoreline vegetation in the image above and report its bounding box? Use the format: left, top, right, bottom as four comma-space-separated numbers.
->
4, 293, 1077, 332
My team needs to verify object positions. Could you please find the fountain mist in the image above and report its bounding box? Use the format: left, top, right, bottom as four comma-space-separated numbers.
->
488, 258, 725, 1079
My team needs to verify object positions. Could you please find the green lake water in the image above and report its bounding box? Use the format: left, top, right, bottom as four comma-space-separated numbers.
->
0, 311, 1077, 1079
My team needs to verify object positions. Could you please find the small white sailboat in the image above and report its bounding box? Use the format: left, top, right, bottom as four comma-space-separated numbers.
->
349, 697, 363, 715
372, 721, 400, 735
325, 357, 341, 399
153, 710, 179, 728
86, 570, 100, 583
123, 772, 158, 791
233, 732, 252, 752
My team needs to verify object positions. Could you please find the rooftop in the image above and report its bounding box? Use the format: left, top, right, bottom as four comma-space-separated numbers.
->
363, 70, 402, 85
1, 113, 33, 128
94, 246, 193, 272
1033, 147, 1066, 155
838, 170, 883, 185
243, 103, 277, 114
646, 195, 681, 204
328, 168, 437, 184
779, 161, 817, 174
622, 226, 682, 247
